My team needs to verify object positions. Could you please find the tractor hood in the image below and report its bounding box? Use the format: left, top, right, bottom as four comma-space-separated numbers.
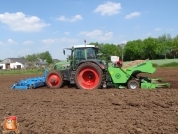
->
54, 60, 70, 70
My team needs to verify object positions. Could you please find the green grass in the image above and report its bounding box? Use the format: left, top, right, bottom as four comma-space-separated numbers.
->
1, 59, 178, 75
159, 62, 178, 67
0, 69, 43, 75
150, 59, 178, 65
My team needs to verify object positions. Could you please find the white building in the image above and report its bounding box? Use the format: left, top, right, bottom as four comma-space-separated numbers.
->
0, 58, 27, 70
0, 64, 5, 69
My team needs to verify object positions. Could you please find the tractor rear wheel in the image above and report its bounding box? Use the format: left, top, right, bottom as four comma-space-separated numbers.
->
46, 70, 63, 89
127, 80, 140, 89
75, 62, 103, 90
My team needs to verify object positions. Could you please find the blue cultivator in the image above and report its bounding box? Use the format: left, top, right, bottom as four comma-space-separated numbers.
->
11, 69, 48, 90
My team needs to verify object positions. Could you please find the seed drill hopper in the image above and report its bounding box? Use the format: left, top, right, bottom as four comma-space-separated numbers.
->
108, 58, 170, 89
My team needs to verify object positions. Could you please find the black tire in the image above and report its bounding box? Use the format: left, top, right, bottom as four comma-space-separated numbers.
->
75, 62, 103, 90
46, 70, 63, 89
127, 80, 140, 89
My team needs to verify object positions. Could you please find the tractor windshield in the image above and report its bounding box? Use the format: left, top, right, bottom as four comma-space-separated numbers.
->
87, 48, 96, 59
73, 47, 98, 60
73, 48, 85, 60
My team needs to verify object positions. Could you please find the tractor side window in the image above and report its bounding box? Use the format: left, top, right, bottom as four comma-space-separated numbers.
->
74, 48, 85, 60
87, 48, 96, 59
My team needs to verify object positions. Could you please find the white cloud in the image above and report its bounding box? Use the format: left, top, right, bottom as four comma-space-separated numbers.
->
143, 33, 152, 37
41, 39, 56, 44
79, 29, 113, 40
80, 30, 103, 37
94, 1, 121, 16
0, 41, 4, 45
57, 16, 68, 21
23, 40, 34, 45
64, 32, 70, 35
7, 39, 17, 44
120, 41, 127, 44
59, 37, 78, 43
57, 14, 83, 22
0, 12, 49, 32
41, 37, 78, 44
70, 15, 83, 22
125, 11, 140, 19
155, 28, 162, 31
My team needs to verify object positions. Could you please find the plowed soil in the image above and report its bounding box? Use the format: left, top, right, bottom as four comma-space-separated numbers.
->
0, 67, 178, 134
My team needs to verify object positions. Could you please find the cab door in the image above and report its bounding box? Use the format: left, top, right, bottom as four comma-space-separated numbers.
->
72, 48, 86, 70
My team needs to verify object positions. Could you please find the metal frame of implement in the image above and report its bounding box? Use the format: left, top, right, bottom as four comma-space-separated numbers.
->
11, 69, 48, 90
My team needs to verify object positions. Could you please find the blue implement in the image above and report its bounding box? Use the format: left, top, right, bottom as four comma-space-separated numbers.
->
11, 69, 48, 90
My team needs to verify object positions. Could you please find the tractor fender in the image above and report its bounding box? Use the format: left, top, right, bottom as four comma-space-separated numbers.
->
76, 60, 105, 70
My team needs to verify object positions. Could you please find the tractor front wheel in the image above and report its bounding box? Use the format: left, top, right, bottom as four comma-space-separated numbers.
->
127, 80, 140, 89
75, 62, 103, 90
46, 70, 63, 89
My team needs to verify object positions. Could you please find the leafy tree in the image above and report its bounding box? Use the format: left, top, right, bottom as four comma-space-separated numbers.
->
172, 35, 178, 58
117, 44, 123, 60
67, 55, 72, 60
0, 59, 2, 62
99, 43, 120, 60
88, 34, 178, 61
46, 54, 53, 64
143, 37, 160, 60
23, 51, 53, 64
124, 39, 144, 61
157, 34, 173, 59
100, 44, 118, 55
38, 51, 53, 64
89, 42, 100, 47
25, 54, 38, 62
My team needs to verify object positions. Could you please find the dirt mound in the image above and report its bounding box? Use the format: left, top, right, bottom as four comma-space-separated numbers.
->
0, 68, 178, 134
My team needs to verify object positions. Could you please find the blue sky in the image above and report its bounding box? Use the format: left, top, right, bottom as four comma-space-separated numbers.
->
0, 0, 178, 60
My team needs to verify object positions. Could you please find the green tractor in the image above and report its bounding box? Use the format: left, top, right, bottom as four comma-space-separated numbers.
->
45, 45, 170, 90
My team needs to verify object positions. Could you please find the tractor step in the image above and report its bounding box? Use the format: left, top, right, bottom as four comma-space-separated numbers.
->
70, 71, 76, 84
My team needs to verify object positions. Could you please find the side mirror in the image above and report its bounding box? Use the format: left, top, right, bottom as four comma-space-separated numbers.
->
63, 50, 65, 55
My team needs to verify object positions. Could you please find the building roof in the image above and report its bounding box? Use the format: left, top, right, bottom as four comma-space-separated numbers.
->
8, 58, 27, 63
0, 58, 27, 64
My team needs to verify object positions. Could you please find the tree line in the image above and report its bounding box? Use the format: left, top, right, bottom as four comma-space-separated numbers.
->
0, 51, 53, 64
0, 33, 177, 63
21, 51, 53, 64
89, 34, 178, 61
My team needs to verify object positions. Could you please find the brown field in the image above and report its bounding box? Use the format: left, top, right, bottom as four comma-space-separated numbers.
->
0, 67, 178, 134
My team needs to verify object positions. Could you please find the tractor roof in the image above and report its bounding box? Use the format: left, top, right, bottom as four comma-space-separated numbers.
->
73, 45, 96, 48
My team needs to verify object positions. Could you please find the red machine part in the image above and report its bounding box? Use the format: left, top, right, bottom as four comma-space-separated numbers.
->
46, 71, 63, 88
117, 60, 123, 67
75, 62, 103, 90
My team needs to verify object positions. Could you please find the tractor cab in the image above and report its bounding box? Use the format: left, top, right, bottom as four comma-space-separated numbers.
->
72, 45, 98, 60
63, 45, 100, 70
